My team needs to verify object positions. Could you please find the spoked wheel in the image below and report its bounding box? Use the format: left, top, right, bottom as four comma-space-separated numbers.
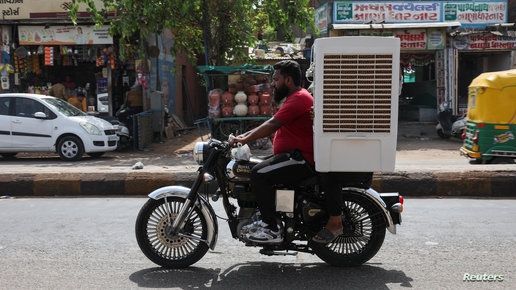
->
311, 192, 386, 267
135, 197, 209, 268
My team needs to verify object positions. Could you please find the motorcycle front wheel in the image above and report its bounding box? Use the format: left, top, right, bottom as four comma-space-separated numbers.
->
311, 192, 387, 267
135, 197, 209, 268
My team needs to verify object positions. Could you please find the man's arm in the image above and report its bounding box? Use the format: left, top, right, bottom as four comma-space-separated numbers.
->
232, 118, 281, 145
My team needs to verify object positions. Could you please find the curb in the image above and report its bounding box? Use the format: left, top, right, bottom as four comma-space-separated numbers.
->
375, 171, 516, 197
1, 171, 515, 197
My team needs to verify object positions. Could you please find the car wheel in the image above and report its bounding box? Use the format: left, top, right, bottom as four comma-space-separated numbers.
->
1, 153, 17, 159
87, 152, 105, 158
57, 136, 84, 161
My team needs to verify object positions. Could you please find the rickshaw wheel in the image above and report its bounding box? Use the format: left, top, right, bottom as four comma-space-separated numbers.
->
489, 157, 515, 164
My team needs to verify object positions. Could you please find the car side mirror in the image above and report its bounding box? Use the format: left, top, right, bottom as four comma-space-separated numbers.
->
34, 112, 48, 119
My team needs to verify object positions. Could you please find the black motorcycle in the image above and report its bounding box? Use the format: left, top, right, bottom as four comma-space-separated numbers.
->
135, 138, 404, 268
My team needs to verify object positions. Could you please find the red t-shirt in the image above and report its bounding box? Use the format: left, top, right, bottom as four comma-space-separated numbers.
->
272, 88, 314, 165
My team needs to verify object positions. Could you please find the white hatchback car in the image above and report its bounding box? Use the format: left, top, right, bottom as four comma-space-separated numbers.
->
0, 93, 118, 161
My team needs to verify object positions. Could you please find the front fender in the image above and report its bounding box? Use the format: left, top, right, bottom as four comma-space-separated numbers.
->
343, 187, 396, 234
148, 186, 218, 250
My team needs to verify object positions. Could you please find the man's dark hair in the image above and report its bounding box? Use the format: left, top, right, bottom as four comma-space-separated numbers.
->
273, 60, 301, 86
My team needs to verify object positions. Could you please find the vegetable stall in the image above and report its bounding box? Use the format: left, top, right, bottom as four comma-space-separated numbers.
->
197, 65, 275, 147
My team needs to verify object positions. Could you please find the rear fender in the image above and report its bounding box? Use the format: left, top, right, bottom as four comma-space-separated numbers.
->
148, 185, 218, 250
343, 187, 397, 234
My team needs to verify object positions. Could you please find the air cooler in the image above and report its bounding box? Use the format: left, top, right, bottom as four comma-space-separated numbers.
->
313, 36, 400, 172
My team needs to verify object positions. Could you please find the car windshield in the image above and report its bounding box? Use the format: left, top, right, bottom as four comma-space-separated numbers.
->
42, 98, 86, 117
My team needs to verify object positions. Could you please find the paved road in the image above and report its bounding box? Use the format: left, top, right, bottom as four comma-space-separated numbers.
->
0, 198, 515, 289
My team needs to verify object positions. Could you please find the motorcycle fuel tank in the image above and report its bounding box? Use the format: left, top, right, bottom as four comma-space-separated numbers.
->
226, 159, 258, 181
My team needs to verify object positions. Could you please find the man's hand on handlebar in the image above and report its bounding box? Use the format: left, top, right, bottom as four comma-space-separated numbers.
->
228, 133, 247, 147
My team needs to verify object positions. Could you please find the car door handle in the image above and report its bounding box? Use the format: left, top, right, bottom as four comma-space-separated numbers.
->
12, 120, 22, 124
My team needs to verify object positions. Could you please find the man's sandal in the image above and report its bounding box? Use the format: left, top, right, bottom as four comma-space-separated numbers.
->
311, 228, 343, 244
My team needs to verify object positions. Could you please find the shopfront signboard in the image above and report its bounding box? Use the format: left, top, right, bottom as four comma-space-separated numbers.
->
394, 29, 427, 50
315, 3, 330, 34
18, 25, 113, 45
333, 1, 507, 28
453, 33, 516, 50
360, 29, 444, 50
334, 1, 441, 23
426, 29, 445, 49
0, 0, 108, 20
444, 1, 507, 27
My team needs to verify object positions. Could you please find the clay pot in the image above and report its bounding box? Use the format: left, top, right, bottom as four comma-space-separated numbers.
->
208, 106, 220, 118
233, 104, 248, 116
248, 105, 260, 116
222, 105, 233, 117
234, 91, 247, 103
259, 92, 271, 105
260, 104, 272, 115
209, 91, 221, 107
246, 85, 258, 94
228, 84, 237, 94
221, 91, 234, 105
248, 93, 259, 105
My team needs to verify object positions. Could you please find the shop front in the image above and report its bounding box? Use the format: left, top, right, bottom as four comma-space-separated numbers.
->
329, 0, 458, 121
451, 32, 516, 114
13, 25, 115, 113
0, 0, 127, 117
321, 0, 514, 120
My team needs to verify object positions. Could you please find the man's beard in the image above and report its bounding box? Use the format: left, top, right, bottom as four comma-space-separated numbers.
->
273, 85, 289, 104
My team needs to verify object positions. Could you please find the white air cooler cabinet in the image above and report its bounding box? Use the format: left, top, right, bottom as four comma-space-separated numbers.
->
313, 36, 400, 172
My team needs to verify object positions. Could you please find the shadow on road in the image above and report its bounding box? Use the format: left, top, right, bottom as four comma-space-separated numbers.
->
129, 262, 413, 289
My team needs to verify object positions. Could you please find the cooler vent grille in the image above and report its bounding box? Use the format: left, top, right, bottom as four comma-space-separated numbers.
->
322, 54, 393, 133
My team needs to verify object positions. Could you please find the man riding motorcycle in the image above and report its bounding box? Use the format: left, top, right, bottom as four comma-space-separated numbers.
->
231, 60, 342, 244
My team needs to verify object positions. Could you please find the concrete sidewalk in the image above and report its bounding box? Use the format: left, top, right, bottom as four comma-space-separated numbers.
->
0, 122, 515, 197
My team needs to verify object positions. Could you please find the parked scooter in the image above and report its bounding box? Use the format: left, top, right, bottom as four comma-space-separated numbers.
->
110, 119, 131, 150
97, 114, 131, 151
436, 102, 466, 139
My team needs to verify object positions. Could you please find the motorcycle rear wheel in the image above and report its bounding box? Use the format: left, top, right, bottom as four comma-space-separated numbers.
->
135, 197, 209, 268
311, 192, 386, 267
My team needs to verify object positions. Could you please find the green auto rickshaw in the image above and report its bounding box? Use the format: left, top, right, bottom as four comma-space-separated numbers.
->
460, 69, 516, 164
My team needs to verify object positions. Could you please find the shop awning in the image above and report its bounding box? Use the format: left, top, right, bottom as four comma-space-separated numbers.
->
332, 21, 461, 30
197, 64, 273, 76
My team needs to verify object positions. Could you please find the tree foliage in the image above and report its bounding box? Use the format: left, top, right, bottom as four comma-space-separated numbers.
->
69, 0, 315, 65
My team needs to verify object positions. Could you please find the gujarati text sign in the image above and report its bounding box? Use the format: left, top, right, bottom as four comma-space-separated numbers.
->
334, 1, 441, 23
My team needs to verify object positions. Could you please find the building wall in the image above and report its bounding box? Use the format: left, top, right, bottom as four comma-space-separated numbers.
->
174, 53, 205, 125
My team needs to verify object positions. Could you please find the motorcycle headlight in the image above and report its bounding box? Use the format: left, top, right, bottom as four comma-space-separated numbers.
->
80, 122, 102, 135
193, 142, 210, 165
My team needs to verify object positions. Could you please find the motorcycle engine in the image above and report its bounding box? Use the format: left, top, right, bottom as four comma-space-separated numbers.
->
301, 199, 327, 225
